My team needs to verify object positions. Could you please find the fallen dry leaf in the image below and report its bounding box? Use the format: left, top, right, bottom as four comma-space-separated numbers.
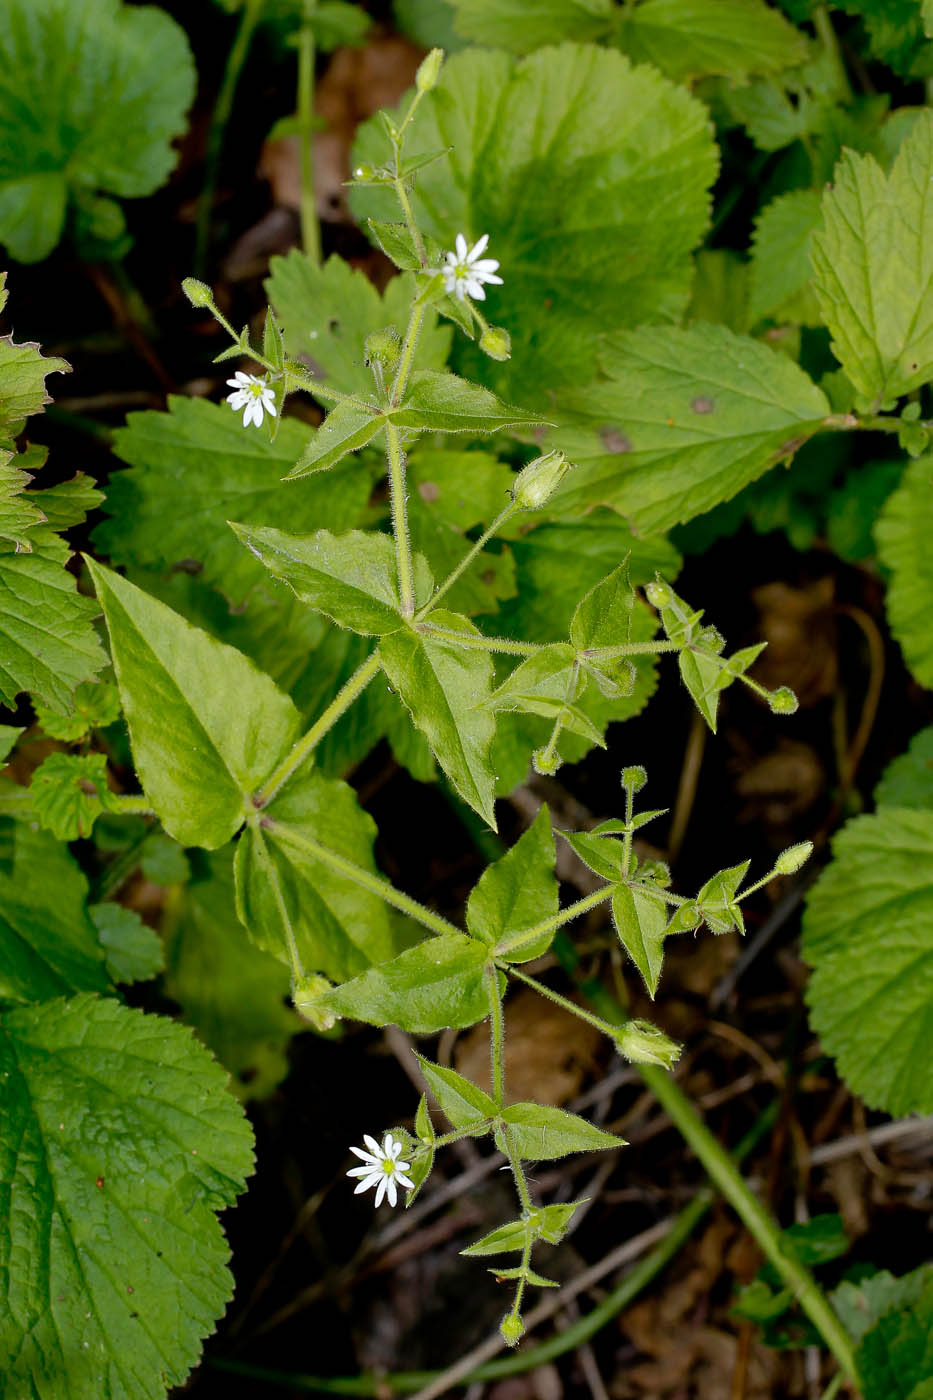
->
455, 986, 601, 1107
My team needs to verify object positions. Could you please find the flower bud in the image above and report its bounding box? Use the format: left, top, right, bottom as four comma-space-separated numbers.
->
773, 840, 813, 875
364, 326, 401, 369
293, 974, 336, 1030
182, 276, 214, 309
614, 1019, 681, 1069
665, 901, 700, 933
768, 686, 799, 715
697, 626, 725, 654
479, 324, 511, 360
645, 580, 673, 610
416, 47, 444, 92
352, 163, 375, 181
500, 1313, 525, 1347
511, 450, 572, 510
621, 765, 647, 793
532, 744, 562, 776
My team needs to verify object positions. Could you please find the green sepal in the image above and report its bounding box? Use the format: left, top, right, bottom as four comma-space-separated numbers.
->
696, 861, 750, 934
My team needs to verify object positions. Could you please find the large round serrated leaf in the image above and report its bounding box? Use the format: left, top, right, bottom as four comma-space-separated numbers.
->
0, 0, 195, 262
350, 43, 717, 404
802, 808, 933, 1116
0, 993, 254, 1398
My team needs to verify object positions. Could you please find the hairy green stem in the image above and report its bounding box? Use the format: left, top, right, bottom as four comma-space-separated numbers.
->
296, 4, 321, 264
253, 826, 305, 981
267, 820, 461, 939
495, 885, 614, 957
390, 301, 426, 405
255, 652, 382, 805
416, 624, 545, 656
487, 965, 506, 1107
386, 423, 416, 617
395, 180, 427, 267
416, 502, 518, 620
502, 964, 623, 1041
194, 0, 264, 276
108, 794, 155, 817
583, 640, 681, 659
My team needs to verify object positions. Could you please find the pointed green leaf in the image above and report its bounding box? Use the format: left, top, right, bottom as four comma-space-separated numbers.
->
696, 861, 749, 935
29, 751, 121, 840
379, 611, 497, 826
164, 848, 305, 1100
391, 371, 547, 435
487, 646, 601, 742
749, 190, 823, 326
236, 770, 396, 983
563, 829, 626, 883
265, 252, 450, 398
414, 1052, 498, 1127
286, 399, 386, 478
96, 397, 372, 610
500, 1102, 625, 1160
0, 993, 253, 1398
461, 1218, 529, 1256
611, 884, 668, 996
874, 726, 933, 811
231, 524, 433, 634
0, 0, 196, 263
323, 933, 491, 1033
87, 560, 302, 848
553, 324, 830, 532
812, 112, 933, 408
803, 807, 933, 1116
0, 820, 111, 1005
678, 646, 725, 731
467, 807, 558, 961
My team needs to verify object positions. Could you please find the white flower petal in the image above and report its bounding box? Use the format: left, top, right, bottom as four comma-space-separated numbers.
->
262, 394, 277, 417
466, 281, 486, 301
467, 234, 489, 262
395, 1170, 415, 1190
387, 1137, 402, 1159
363, 1133, 382, 1156
374, 1176, 388, 1207
455, 233, 468, 260
394, 1158, 411, 1173
471, 260, 500, 275
445, 251, 459, 267
385, 1178, 398, 1207
354, 1174, 380, 1194
349, 1145, 379, 1163
347, 1164, 380, 1178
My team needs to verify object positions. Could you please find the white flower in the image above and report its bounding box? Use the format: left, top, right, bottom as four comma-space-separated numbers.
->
225, 371, 277, 428
347, 1131, 415, 1207
442, 233, 503, 302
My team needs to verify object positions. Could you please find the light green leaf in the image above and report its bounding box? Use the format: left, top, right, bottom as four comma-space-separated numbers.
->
857, 1273, 933, 1400
0, 723, 22, 763
749, 190, 823, 326
30, 751, 121, 840
621, 0, 806, 82
391, 370, 547, 435
324, 934, 492, 1032
0, 993, 253, 1398
163, 848, 306, 1100
414, 1051, 498, 1127
141, 832, 191, 886
811, 112, 933, 408
552, 324, 830, 532
0, 0, 195, 262
265, 252, 450, 398
450, 0, 613, 50
286, 399, 387, 479
486, 646, 602, 746
95, 396, 372, 609
678, 646, 726, 732
0, 819, 111, 1005
0, 531, 108, 712
461, 1218, 530, 1256
563, 829, 626, 883
33, 680, 121, 741
88, 560, 301, 849
696, 861, 749, 935
236, 769, 396, 983
833, 1264, 933, 1345
874, 726, 933, 811
875, 454, 933, 687
89, 901, 164, 985
351, 44, 717, 403
0, 455, 44, 551
802, 807, 933, 1116
500, 1102, 624, 1160
379, 611, 497, 826
0, 309, 70, 545
231, 524, 432, 633
611, 885, 668, 996
467, 808, 558, 961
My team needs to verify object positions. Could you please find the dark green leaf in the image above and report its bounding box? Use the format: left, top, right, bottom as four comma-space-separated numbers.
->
466, 807, 558, 961
391, 371, 547, 435
286, 400, 386, 478
324, 933, 491, 1033
500, 1102, 624, 1160
414, 1052, 498, 1127
89, 902, 164, 985
611, 884, 668, 996
30, 751, 121, 840
874, 727, 933, 811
